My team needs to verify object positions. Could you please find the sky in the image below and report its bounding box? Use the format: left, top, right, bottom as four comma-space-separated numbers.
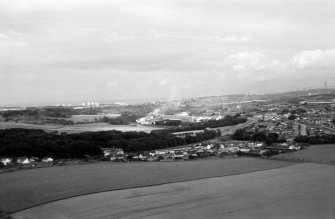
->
1, 0, 335, 106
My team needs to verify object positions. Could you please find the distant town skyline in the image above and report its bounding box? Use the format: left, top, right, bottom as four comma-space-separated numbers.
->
1, 0, 335, 106
1, 85, 334, 107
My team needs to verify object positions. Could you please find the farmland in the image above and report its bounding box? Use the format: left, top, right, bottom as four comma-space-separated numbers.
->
67, 114, 120, 123
12, 163, 335, 219
0, 122, 161, 133
0, 158, 293, 213
272, 144, 335, 165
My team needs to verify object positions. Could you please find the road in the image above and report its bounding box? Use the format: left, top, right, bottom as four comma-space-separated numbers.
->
216, 117, 257, 136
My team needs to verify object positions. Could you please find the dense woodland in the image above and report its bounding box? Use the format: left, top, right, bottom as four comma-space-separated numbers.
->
0, 128, 220, 158
232, 128, 283, 145
1, 108, 76, 120
154, 119, 182, 126
294, 135, 335, 144
0, 114, 246, 158
102, 113, 140, 125
0, 107, 152, 125
152, 114, 247, 134
0, 107, 99, 122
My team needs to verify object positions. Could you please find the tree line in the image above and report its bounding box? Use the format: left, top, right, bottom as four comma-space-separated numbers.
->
0, 108, 75, 120
152, 114, 247, 134
295, 134, 335, 144
0, 128, 220, 158
232, 128, 283, 145
101, 113, 140, 125
0, 107, 100, 122
154, 119, 182, 126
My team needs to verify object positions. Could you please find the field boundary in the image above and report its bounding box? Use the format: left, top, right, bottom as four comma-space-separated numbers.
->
268, 144, 335, 166
10, 162, 295, 214
1, 157, 246, 175
269, 157, 335, 166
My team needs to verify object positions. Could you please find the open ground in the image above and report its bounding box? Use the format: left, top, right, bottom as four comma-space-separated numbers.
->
0, 158, 292, 213
12, 163, 335, 219
0, 122, 161, 133
272, 144, 335, 165
4, 144, 335, 218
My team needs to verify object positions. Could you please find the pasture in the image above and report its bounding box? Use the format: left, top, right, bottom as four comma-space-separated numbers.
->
272, 144, 335, 165
0, 122, 161, 133
68, 114, 120, 123
13, 163, 335, 219
0, 158, 293, 213
52, 123, 162, 133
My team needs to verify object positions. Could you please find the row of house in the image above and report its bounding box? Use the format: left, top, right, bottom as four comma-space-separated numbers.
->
172, 130, 206, 138
101, 140, 280, 162
1, 157, 54, 166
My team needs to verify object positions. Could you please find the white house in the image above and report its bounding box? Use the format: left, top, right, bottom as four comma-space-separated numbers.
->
29, 157, 38, 162
1, 158, 12, 166
17, 157, 30, 164
42, 157, 54, 162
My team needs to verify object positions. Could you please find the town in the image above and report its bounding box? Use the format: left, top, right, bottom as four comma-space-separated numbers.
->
1, 87, 334, 170
1, 0, 335, 217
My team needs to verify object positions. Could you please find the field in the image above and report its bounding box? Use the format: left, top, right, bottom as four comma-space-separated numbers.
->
272, 144, 335, 165
67, 114, 120, 123
0, 158, 293, 213
12, 163, 335, 219
0, 122, 60, 130
0, 122, 161, 133
0, 116, 253, 135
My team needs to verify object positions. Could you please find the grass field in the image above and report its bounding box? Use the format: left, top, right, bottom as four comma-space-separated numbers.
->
12, 163, 335, 219
68, 114, 120, 123
272, 144, 335, 165
0, 158, 293, 213
0, 122, 161, 133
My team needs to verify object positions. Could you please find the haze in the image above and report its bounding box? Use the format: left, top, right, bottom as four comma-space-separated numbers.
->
1, 0, 335, 106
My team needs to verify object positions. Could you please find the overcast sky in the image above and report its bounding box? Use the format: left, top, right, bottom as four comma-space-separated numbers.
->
1, 0, 335, 106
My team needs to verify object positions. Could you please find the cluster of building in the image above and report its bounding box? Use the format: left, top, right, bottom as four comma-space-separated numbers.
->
243, 99, 335, 142
100, 140, 302, 163
136, 110, 224, 125
0, 138, 306, 169
2, 90, 335, 169
1, 157, 54, 167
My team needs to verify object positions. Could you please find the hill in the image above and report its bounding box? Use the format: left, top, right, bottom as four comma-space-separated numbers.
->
12, 163, 335, 219
0, 158, 292, 213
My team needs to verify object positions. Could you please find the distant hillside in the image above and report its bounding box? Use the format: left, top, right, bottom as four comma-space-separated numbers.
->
182, 89, 335, 105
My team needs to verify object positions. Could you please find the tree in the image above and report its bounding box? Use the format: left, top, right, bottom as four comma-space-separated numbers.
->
266, 133, 279, 145
216, 129, 222, 137
232, 129, 251, 140
288, 114, 297, 120
252, 132, 267, 142
281, 109, 289, 114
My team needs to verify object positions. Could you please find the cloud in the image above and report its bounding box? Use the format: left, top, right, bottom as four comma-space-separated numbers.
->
291, 49, 335, 69
224, 51, 266, 70
158, 78, 170, 86
106, 81, 118, 87
104, 33, 135, 42
0, 30, 27, 48
149, 30, 257, 43
1, 0, 334, 105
